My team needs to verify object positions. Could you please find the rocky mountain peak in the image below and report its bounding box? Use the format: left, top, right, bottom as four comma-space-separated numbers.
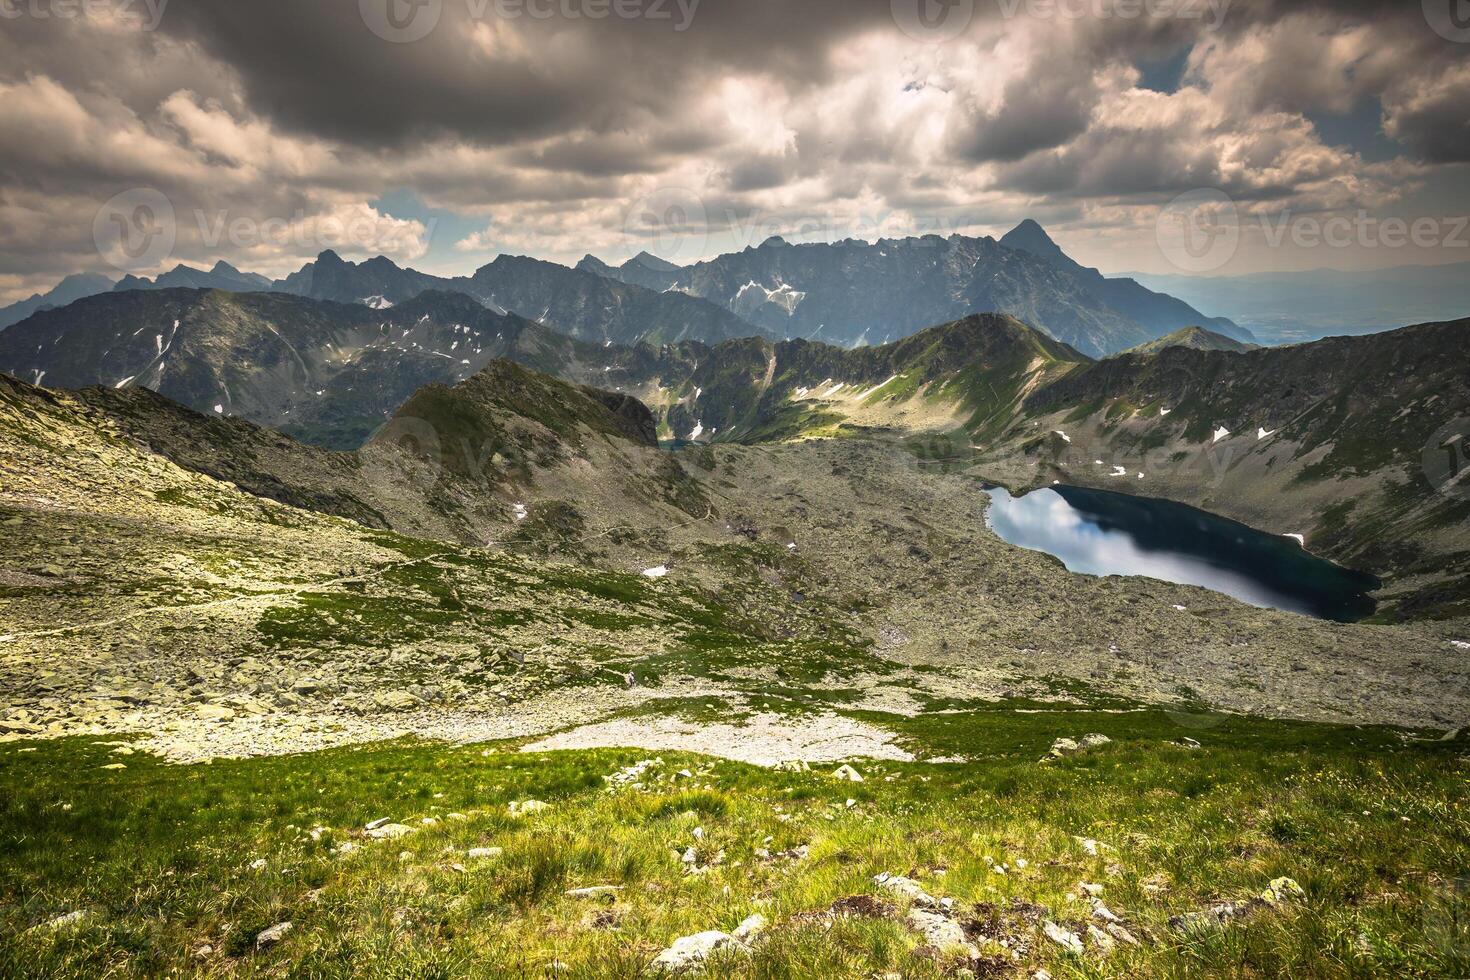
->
1000, 219, 1069, 266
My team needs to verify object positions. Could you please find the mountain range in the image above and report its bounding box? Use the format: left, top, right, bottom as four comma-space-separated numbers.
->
0, 272, 115, 331
621, 222, 1252, 356
3, 266, 1466, 619
0, 221, 1246, 357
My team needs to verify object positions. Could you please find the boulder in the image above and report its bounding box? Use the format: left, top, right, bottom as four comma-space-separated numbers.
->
365, 823, 414, 840
1260, 877, 1305, 906
908, 909, 969, 950
1086, 924, 1116, 955
255, 921, 292, 951
651, 930, 737, 972
874, 873, 939, 908
508, 800, 550, 817
372, 691, 423, 712
1043, 921, 1084, 955
732, 913, 767, 942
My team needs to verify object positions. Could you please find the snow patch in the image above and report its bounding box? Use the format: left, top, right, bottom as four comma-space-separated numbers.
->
1053, 430, 1071, 443
732, 280, 806, 317
1258, 427, 1277, 440
1212, 426, 1231, 444
641, 565, 669, 579
854, 375, 901, 400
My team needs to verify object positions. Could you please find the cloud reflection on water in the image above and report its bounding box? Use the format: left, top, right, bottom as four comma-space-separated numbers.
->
984, 486, 1321, 617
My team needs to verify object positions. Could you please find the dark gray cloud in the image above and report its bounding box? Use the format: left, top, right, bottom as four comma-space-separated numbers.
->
0, 0, 1466, 302
152, 0, 903, 149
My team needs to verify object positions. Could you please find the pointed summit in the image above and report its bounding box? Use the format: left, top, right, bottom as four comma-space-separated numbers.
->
1000, 219, 1068, 266
628, 250, 681, 273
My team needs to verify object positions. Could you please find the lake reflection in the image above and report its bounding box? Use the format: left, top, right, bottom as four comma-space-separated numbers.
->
984, 485, 1379, 622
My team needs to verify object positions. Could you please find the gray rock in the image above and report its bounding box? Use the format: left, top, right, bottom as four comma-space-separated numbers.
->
365, 823, 414, 840
874, 872, 938, 908
908, 909, 969, 949
1043, 920, 1084, 955
732, 913, 766, 942
651, 930, 738, 972
255, 921, 292, 950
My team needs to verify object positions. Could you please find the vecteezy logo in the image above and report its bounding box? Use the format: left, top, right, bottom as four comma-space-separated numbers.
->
1423, 418, 1470, 501
622, 186, 708, 265
93, 188, 176, 274
891, 0, 974, 42
1155, 188, 1240, 273
360, 0, 441, 42
1424, 0, 1470, 42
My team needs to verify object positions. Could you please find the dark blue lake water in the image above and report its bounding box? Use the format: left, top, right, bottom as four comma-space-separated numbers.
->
984, 484, 1379, 622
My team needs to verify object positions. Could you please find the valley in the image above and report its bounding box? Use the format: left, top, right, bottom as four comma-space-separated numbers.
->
3, 337, 1469, 976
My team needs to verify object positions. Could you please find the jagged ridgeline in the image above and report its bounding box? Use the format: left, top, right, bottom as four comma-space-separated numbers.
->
0, 221, 1252, 359
0, 288, 614, 449
0, 292, 1088, 449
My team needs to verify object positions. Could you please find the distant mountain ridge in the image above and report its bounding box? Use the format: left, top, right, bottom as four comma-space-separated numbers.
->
576, 251, 684, 292
0, 273, 114, 331
1118, 326, 1259, 356
114, 260, 272, 294
0, 287, 612, 449
2, 219, 1244, 356
998, 221, 1254, 347
0, 286, 1089, 448
625, 222, 1248, 357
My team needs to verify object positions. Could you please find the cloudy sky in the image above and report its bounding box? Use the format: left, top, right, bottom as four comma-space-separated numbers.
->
0, 0, 1467, 303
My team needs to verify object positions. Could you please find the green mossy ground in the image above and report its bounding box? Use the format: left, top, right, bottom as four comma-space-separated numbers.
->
3, 710, 1467, 978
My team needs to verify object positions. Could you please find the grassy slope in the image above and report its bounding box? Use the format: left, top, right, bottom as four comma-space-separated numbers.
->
2, 713, 1467, 978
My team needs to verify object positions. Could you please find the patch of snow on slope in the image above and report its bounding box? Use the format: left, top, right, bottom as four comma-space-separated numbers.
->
854, 375, 901, 400
732, 280, 806, 317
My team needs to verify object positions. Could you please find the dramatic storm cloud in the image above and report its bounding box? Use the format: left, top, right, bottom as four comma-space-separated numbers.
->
0, 0, 1466, 302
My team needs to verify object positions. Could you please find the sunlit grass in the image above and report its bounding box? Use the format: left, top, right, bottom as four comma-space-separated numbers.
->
1, 709, 1467, 978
